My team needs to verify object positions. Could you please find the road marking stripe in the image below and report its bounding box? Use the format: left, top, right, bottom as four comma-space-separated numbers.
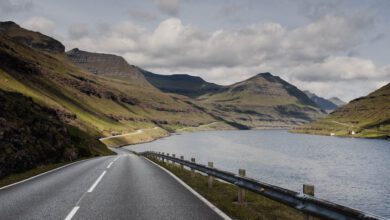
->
64, 206, 79, 220
145, 158, 232, 220
107, 162, 114, 169
87, 171, 106, 193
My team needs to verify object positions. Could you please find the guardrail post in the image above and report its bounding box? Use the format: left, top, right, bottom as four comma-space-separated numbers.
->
303, 184, 317, 220
167, 153, 170, 164
208, 162, 214, 189
303, 184, 314, 196
180, 156, 184, 169
238, 169, 246, 205
191, 158, 195, 177
172, 154, 176, 165
162, 153, 165, 163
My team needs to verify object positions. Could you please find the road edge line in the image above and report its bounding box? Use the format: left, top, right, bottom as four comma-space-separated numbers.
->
0, 157, 97, 190
144, 157, 232, 220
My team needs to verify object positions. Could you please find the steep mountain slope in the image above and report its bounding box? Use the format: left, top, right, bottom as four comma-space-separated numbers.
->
294, 83, 390, 138
142, 70, 222, 98
66, 48, 150, 87
304, 90, 338, 112
198, 73, 324, 128
0, 90, 112, 179
0, 22, 215, 138
328, 97, 346, 107
0, 21, 64, 53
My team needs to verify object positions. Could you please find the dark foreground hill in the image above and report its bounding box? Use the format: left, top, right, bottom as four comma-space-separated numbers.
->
293, 83, 390, 138
0, 90, 112, 179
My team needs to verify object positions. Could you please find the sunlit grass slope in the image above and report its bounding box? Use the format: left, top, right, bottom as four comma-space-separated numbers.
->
293, 83, 390, 138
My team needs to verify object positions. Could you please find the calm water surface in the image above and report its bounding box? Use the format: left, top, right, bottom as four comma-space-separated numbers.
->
125, 130, 390, 217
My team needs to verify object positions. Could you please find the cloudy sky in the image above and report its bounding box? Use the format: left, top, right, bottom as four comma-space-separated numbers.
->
1, 0, 389, 101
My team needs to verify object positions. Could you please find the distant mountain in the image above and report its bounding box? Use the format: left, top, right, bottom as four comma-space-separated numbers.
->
198, 72, 325, 128
303, 90, 338, 112
328, 97, 346, 107
0, 21, 64, 53
294, 83, 390, 138
66, 48, 151, 87
142, 70, 222, 98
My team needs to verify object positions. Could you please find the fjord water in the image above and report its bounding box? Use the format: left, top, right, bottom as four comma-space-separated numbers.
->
126, 130, 390, 217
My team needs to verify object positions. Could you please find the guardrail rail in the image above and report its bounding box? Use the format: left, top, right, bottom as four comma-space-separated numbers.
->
140, 151, 387, 220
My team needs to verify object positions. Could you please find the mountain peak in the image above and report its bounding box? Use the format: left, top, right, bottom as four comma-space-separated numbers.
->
256, 72, 273, 77
0, 21, 65, 53
0, 21, 19, 29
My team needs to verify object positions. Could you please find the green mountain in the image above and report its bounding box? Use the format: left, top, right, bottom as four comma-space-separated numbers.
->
303, 90, 339, 112
293, 83, 390, 138
197, 73, 325, 128
142, 70, 222, 98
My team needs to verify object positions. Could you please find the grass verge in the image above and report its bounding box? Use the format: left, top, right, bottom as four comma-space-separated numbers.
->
147, 156, 305, 220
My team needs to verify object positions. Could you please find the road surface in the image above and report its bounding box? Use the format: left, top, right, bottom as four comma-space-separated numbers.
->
0, 148, 223, 220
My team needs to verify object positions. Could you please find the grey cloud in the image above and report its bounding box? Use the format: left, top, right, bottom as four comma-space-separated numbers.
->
128, 8, 158, 21
299, 0, 344, 20
68, 23, 89, 40
0, 0, 34, 14
151, 0, 180, 16
22, 17, 55, 35
216, 3, 244, 18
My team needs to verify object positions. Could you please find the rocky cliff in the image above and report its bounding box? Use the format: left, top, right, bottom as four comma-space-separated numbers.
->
66, 48, 151, 86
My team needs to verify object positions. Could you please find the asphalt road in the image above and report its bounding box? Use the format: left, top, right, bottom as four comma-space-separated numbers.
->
0, 148, 223, 220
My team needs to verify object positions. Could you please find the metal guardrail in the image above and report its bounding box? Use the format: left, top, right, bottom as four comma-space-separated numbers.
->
141, 151, 387, 220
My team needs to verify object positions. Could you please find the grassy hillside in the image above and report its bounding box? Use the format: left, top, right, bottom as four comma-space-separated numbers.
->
197, 73, 325, 128
0, 24, 215, 141
0, 90, 112, 179
293, 83, 390, 138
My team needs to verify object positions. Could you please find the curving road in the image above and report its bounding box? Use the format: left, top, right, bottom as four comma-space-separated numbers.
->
0, 148, 224, 220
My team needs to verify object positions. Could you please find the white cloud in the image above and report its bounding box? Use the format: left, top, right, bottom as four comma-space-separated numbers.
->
64, 14, 387, 101
22, 16, 55, 35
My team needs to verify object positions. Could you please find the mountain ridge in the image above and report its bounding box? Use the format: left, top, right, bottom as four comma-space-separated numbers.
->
0, 21, 65, 53
142, 70, 222, 98
303, 90, 339, 112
